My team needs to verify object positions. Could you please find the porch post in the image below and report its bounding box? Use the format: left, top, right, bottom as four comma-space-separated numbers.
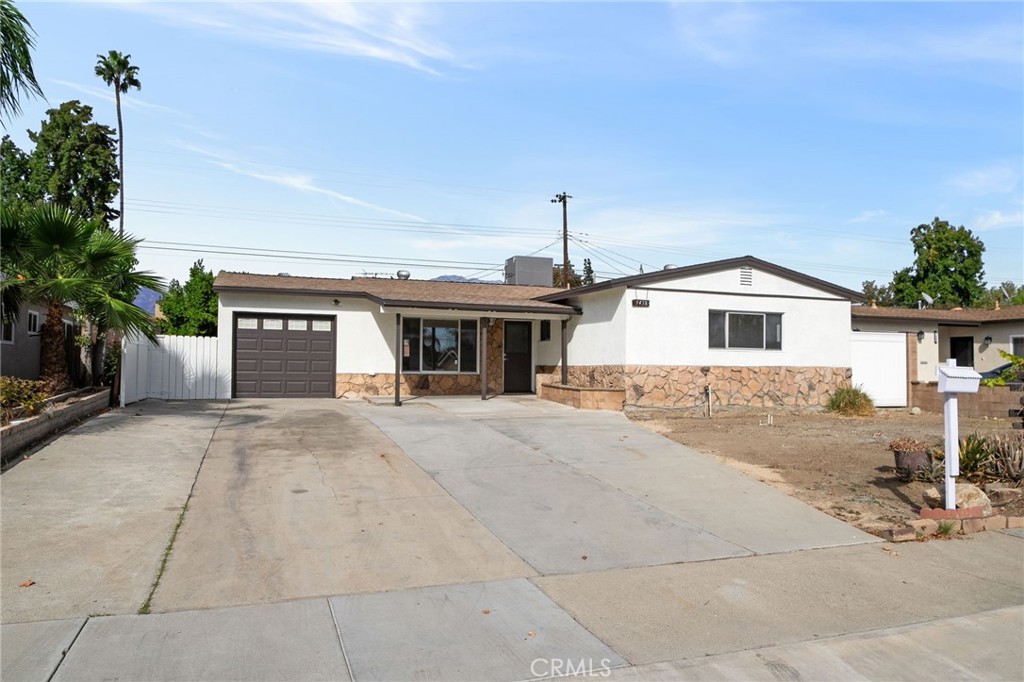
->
394, 313, 402, 407
480, 317, 488, 400
560, 318, 569, 385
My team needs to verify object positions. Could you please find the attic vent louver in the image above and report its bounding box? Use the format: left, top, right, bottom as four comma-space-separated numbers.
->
740, 267, 753, 286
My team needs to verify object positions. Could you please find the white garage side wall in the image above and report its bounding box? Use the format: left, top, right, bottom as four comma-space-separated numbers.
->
563, 288, 628, 365
625, 290, 852, 367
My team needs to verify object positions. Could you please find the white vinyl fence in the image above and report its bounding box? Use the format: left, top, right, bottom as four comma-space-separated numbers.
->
851, 331, 908, 407
121, 335, 222, 406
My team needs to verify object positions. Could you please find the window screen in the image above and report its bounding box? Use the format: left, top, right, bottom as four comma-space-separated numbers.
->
709, 310, 782, 350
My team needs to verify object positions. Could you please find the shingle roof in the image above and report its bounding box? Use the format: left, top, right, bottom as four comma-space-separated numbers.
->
537, 255, 864, 303
851, 305, 1024, 324
214, 271, 578, 315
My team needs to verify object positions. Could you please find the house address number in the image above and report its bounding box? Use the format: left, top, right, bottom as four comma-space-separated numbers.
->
632, 299, 650, 308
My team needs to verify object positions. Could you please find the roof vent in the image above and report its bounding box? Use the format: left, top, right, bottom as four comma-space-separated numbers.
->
277, 272, 291, 277
396, 270, 411, 280
663, 264, 678, 270
739, 266, 753, 286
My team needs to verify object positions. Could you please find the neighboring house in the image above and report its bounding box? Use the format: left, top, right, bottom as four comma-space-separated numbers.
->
213, 255, 863, 410
852, 305, 1024, 377
0, 303, 80, 381
537, 256, 863, 410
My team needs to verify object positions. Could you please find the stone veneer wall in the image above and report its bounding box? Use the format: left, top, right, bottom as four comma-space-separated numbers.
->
336, 321, 505, 398
625, 365, 850, 409
537, 364, 850, 410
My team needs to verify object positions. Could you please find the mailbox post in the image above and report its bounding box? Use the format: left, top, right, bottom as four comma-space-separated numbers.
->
935, 359, 982, 510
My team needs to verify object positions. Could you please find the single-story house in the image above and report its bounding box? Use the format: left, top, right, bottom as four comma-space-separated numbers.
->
850, 304, 1023, 412
214, 270, 576, 400
213, 255, 864, 410
852, 304, 1024, 378
0, 302, 81, 381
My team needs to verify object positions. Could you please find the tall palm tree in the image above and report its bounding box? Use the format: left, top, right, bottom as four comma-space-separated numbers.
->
0, 0, 44, 124
1, 203, 162, 389
94, 50, 140, 235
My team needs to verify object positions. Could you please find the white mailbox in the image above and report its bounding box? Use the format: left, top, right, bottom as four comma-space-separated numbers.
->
936, 364, 981, 394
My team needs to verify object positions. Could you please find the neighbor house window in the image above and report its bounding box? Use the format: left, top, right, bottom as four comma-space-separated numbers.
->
402, 318, 478, 372
709, 310, 782, 350
540, 320, 551, 342
27, 311, 40, 334
1013, 336, 1024, 358
1, 320, 13, 344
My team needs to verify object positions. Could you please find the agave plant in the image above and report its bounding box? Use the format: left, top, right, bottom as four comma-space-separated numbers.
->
990, 434, 1024, 485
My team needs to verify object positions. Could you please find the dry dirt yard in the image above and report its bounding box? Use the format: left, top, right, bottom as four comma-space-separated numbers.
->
631, 409, 1020, 536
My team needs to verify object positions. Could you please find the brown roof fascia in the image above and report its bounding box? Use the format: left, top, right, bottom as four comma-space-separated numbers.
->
536, 255, 865, 303
213, 284, 578, 316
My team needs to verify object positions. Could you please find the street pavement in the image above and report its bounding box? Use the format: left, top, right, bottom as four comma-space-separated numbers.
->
2, 396, 1021, 681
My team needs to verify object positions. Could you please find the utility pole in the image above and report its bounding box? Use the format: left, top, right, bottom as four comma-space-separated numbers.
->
551, 192, 572, 289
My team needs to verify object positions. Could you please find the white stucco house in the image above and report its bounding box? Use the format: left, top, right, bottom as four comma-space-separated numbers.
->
212, 256, 865, 411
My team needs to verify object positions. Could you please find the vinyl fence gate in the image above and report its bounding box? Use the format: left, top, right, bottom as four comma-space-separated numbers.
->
120, 335, 221, 406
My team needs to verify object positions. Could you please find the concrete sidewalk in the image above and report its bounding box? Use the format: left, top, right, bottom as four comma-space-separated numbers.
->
1, 401, 227, 623
3, 532, 1021, 681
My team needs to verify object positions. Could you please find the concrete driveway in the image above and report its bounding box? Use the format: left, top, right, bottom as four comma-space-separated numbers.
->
149, 395, 874, 613
2, 396, 1022, 682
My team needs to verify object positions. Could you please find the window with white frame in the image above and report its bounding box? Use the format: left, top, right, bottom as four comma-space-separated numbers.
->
27, 311, 40, 334
401, 318, 478, 373
1012, 336, 1024, 358
709, 310, 782, 350
1, 319, 13, 344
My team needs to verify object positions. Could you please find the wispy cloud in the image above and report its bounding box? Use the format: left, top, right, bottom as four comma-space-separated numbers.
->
949, 164, 1021, 196
106, 1, 456, 73
974, 210, 1023, 231
183, 144, 426, 222
668, 2, 1021, 74
847, 210, 888, 224
49, 79, 182, 116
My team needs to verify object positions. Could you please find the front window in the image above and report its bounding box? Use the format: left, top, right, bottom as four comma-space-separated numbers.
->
1012, 336, 1024, 358
1, 320, 13, 343
709, 310, 782, 350
27, 311, 40, 334
402, 318, 478, 373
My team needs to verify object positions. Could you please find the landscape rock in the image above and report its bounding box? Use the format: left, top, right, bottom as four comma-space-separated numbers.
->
988, 488, 1023, 507
922, 483, 992, 515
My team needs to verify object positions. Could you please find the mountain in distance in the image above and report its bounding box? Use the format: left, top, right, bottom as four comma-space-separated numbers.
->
431, 275, 501, 284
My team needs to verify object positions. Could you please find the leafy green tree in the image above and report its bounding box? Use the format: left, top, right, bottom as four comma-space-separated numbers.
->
2, 101, 120, 226
885, 218, 986, 308
582, 258, 595, 286
159, 260, 219, 336
1, 203, 161, 389
0, 0, 44, 124
860, 280, 895, 306
95, 50, 140, 235
552, 261, 582, 288
976, 281, 1024, 308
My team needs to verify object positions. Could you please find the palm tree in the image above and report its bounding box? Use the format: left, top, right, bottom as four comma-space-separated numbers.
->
0, 0, 44, 124
1, 203, 162, 390
94, 50, 140, 235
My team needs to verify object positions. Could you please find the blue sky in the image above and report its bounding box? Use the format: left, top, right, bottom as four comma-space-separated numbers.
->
7, 1, 1023, 291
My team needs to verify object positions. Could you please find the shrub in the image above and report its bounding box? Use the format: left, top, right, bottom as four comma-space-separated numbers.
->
888, 437, 928, 453
980, 350, 1023, 387
990, 434, 1024, 485
956, 433, 993, 483
0, 377, 48, 425
826, 386, 874, 416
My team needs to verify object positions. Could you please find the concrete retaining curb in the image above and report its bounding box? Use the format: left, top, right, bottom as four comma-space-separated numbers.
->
1, 389, 110, 462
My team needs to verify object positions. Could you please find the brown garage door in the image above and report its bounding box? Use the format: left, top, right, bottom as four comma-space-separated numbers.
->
233, 314, 336, 398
